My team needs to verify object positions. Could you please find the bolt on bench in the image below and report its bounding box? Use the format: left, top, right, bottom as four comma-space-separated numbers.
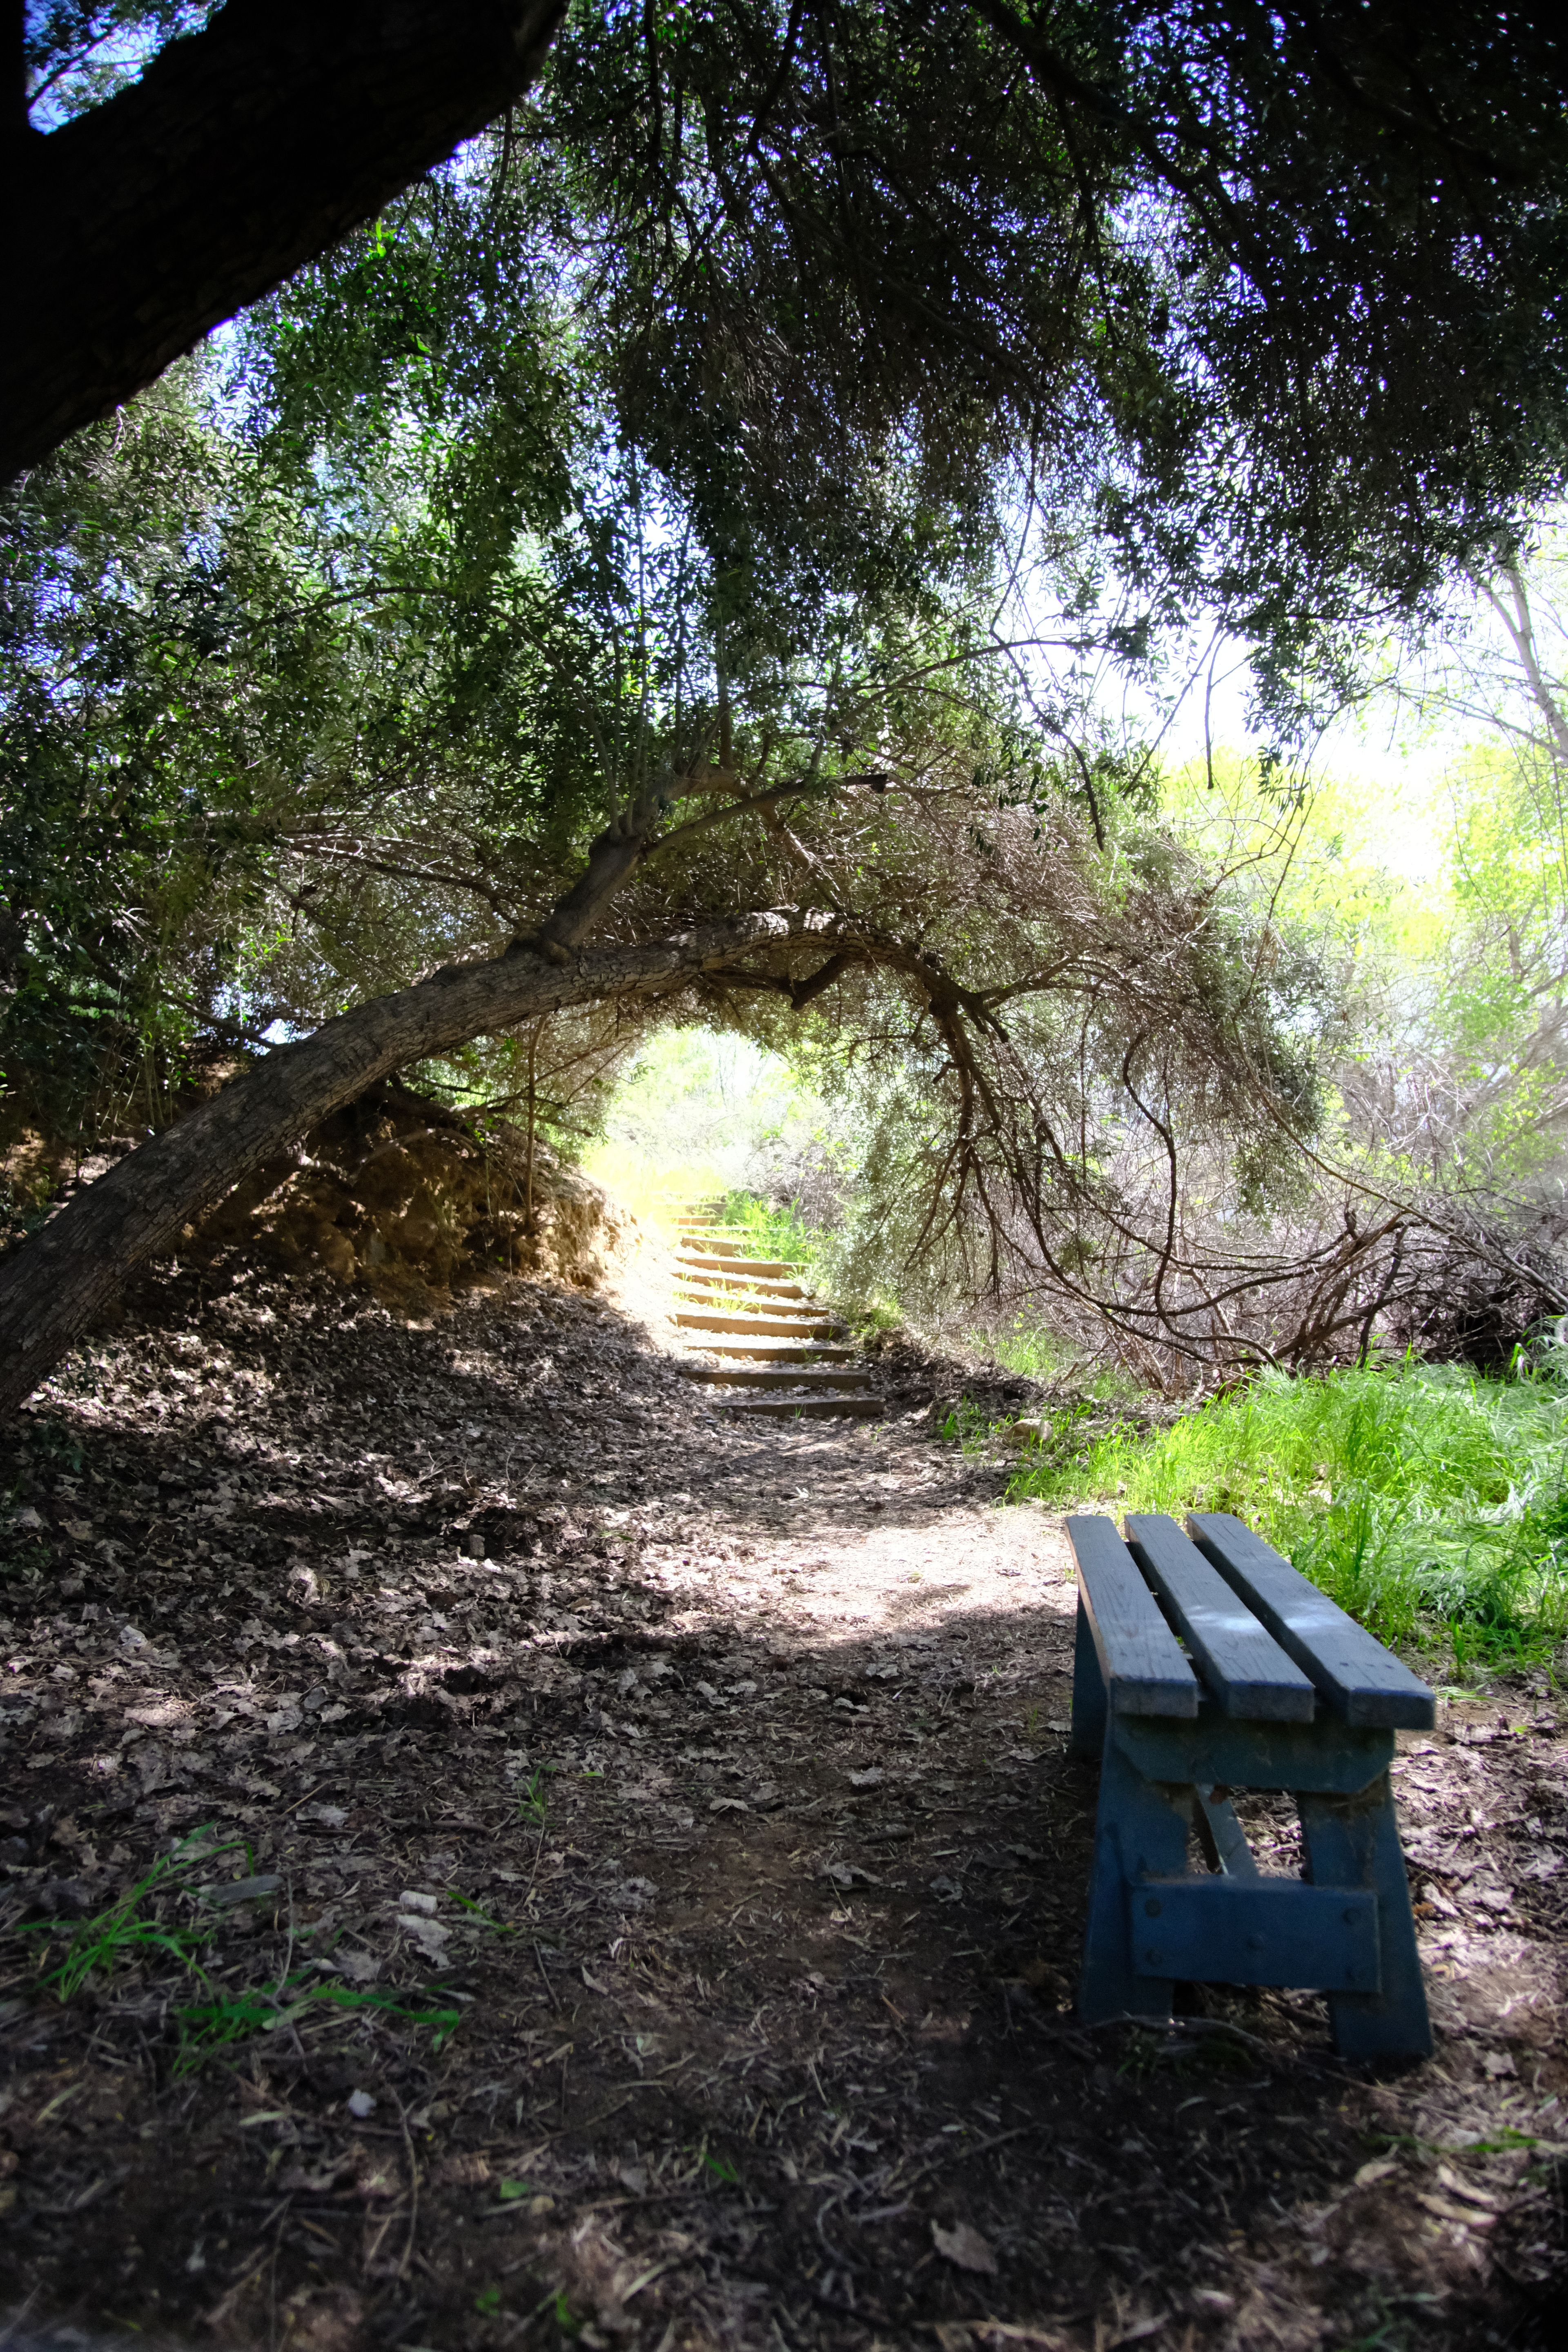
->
1067, 1510, 1435, 2059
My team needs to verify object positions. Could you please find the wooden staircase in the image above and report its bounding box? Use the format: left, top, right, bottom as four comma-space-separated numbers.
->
663, 1200, 882, 1420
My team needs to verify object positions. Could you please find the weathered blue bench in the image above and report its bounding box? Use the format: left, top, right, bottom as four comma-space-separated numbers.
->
1067, 1509, 1434, 2059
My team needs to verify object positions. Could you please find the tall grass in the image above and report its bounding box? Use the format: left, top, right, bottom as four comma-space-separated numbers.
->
1009, 1359, 1568, 1669
719, 1190, 819, 1269
971, 1318, 1078, 1379
965, 1314, 1140, 1396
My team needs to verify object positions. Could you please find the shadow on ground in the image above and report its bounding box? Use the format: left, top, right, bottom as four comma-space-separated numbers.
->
1, 1269, 1564, 2350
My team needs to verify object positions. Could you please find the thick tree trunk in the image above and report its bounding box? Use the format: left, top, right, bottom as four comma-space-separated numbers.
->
5, 0, 563, 478
0, 911, 817, 1417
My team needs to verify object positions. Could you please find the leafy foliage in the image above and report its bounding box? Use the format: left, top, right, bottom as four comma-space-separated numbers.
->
24, 1, 218, 130
16, 3, 1568, 1384
1010, 1356, 1568, 1664
537, 0, 1568, 688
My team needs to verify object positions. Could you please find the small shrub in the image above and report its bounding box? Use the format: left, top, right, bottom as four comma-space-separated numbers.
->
719, 1187, 818, 1268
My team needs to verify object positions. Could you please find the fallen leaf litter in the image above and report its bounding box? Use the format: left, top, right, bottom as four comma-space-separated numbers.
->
0, 1235, 1564, 2350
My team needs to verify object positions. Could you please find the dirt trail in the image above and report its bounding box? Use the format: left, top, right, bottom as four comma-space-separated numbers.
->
1, 1248, 1565, 2352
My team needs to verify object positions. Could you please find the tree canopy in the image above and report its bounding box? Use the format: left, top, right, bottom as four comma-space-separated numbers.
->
7, 3, 1568, 1407
16, 2, 1568, 642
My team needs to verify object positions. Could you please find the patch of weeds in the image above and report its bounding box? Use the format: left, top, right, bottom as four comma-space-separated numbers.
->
850, 1299, 902, 1340
18, 1827, 249, 2000
26, 1417, 87, 1476
1114, 2029, 1174, 2082
516, 1765, 555, 1829
446, 1888, 516, 1934
1008, 1357, 1568, 1662
969, 1318, 1076, 1381
175, 1971, 461, 2074
1335, 2291, 1441, 2352
719, 1188, 817, 1271
940, 1396, 1009, 1454
551, 2289, 583, 2336
701, 2149, 740, 2186
473, 2285, 504, 2318
1003, 1398, 1148, 1497
496, 2178, 534, 2202
1115, 2025, 1256, 2081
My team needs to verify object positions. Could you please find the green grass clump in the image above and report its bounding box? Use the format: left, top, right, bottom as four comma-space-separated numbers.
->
13, 1826, 461, 2075
20, 1829, 249, 1999
1008, 1359, 1568, 1669
719, 1189, 818, 1268
175, 1974, 460, 2074
961, 1317, 1135, 1389
969, 1319, 1071, 1380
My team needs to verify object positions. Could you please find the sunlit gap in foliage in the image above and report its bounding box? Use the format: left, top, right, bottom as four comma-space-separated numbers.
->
584, 1026, 832, 1227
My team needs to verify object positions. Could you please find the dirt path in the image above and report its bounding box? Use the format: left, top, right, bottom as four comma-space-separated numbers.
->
1, 1252, 1565, 2352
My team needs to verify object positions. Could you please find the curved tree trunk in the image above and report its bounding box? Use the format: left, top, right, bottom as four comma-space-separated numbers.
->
5, 0, 564, 478
0, 911, 814, 1417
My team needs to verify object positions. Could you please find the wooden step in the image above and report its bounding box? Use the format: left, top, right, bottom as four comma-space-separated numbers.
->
718, 1393, 884, 1420
677, 1271, 808, 1301
677, 1252, 804, 1278
679, 1363, 875, 1391
677, 1232, 780, 1251
701, 1340, 858, 1363
674, 1310, 839, 1337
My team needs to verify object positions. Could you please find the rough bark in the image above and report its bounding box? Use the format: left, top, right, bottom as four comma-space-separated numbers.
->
0, 910, 827, 1417
5, 0, 564, 478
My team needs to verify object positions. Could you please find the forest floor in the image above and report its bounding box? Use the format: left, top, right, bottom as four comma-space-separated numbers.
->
1, 1241, 1566, 2352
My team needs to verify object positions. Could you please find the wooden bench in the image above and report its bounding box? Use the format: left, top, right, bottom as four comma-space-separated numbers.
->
1067, 1509, 1434, 2058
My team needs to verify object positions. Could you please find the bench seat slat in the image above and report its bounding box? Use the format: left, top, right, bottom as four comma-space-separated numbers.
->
1126, 1514, 1317, 1722
1185, 1511, 1436, 1730
1067, 1515, 1200, 1718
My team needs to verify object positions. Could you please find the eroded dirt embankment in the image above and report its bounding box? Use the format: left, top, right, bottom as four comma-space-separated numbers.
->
3, 1074, 633, 1316
1, 1248, 1565, 2352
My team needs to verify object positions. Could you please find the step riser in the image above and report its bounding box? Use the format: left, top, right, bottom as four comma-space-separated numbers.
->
674, 1314, 840, 1337
700, 1354, 860, 1373
719, 1396, 884, 1419
680, 1367, 875, 1390
677, 1268, 806, 1287
677, 1255, 803, 1278
677, 1277, 808, 1302
675, 1296, 826, 1312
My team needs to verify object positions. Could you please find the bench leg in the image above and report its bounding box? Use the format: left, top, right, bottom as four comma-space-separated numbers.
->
1078, 1734, 1191, 2027
1297, 1774, 1432, 2061
1070, 1592, 1107, 1760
